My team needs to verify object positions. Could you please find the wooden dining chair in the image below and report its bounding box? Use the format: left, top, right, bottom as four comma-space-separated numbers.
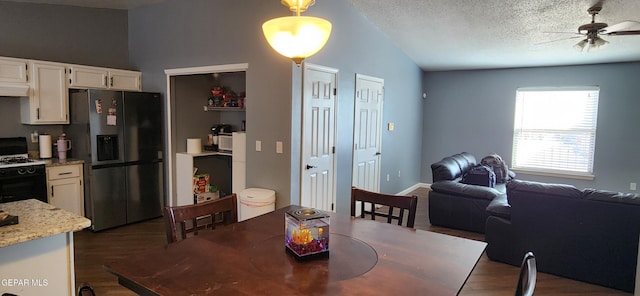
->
350, 187, 418, 228
515, 251, 537, 296
164, 193, 238, 243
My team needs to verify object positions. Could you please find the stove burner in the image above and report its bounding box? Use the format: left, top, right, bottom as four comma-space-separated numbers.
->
0, 156, 35, 165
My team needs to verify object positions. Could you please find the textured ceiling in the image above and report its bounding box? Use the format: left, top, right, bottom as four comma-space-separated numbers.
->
349, 0, 640, 70
2, 0, 640, 70
0, 0, 162, 9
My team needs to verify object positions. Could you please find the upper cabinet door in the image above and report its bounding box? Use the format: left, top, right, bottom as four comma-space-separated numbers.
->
109, 69, 141, 91
69, 65, 141, 91
21, 61, 69, 124
0, 57, 29, 84
68, 65, 108, 89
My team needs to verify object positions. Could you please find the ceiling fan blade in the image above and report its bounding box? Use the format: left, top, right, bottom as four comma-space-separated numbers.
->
535, 35, 583, 45
601, 20, 640, 35
543, 31, 583, 35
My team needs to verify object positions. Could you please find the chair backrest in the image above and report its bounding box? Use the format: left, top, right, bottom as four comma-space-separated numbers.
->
350, 187, 418, 228
164, 194, 238, 243
515, 251, 537, 296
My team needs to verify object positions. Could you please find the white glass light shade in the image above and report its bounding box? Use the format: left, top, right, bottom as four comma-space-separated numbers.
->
262, 16, 332, 65
574, 39, 588, 51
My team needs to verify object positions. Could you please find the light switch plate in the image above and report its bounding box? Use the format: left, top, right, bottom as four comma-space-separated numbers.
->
276, 141, 283, 154
256, 140, 262, 152
388, 122, 394, 131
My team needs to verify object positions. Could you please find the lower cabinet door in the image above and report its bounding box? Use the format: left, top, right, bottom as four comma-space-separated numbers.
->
48, 178, 83, 216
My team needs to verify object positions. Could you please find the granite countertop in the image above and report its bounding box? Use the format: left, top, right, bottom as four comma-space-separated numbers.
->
0, 199, 91, 248
41, 158, 84, 167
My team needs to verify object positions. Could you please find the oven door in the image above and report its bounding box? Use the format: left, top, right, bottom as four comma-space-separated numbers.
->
0, 168, 47, 204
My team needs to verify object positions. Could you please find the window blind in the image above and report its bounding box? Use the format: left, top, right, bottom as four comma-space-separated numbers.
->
512, 87, 599, 176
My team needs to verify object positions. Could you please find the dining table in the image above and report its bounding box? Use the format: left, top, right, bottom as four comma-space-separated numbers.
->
104, 205, 487, 296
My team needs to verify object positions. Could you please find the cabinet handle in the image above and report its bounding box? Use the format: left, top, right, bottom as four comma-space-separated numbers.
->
58, 172, 73, 176
36, 108, 40, 119
110, 76, 113, 87
51, 186, 54, 197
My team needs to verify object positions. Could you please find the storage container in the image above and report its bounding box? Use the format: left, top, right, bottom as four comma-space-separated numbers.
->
238, 188, 276, 221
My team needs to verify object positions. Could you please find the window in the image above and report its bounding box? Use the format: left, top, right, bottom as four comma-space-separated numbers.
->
512, 87, 599, 178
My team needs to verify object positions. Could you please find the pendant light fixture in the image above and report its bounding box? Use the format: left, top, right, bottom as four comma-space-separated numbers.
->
262, 0, 332, 66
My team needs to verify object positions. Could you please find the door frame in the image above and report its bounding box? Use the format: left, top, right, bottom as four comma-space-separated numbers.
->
299, 62, 339, 211
164, 63, 249, 207
351, 73, 384, 193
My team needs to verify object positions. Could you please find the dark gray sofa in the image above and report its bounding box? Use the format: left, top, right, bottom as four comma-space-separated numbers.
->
429, 152, 509, 233
485, 179, 640, 292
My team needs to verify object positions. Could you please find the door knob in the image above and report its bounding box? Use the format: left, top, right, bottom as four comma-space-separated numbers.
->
375, 152, 381, 156
305, 164, 316, 170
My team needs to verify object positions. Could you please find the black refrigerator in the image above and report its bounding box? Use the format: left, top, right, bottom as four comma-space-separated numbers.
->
66, 89, 164, 231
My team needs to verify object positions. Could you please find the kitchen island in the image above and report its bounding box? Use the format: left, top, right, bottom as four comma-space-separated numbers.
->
0, 199, 91, 295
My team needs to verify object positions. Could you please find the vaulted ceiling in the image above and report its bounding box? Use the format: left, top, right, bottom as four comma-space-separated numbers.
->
3, 0, 640, 71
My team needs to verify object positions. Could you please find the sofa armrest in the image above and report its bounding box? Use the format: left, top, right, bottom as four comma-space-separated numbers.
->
485, 216, 521, 266
486, 194, 510, 219
431, 180, 502, 201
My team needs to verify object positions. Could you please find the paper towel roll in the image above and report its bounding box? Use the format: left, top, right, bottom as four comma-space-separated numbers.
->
39, 135, 52, 158
187, 138, 202, 154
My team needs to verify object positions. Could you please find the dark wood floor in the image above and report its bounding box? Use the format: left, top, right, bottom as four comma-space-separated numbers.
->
74, 187, 632, 295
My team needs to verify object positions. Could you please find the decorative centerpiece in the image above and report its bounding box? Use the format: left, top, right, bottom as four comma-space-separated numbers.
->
285, 208, 330, 260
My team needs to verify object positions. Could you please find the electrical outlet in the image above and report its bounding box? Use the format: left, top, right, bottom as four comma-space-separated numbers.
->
31, 131, 39, 143
386, 174, 390, 182
631, 182, 637, 191
398, 170, 401, 178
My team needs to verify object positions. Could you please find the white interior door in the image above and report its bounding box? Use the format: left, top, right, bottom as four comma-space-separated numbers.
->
300, 64, 338, 212
352, 74, 384, 193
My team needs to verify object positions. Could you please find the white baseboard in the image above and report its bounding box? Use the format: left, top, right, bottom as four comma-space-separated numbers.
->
397, 183, 431, 195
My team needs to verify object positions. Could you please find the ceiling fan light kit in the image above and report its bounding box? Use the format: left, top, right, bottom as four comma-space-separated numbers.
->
547, 4, 640, 52
262, 0, 332, 66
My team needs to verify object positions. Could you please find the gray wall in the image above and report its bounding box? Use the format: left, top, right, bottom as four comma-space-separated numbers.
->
0, 1, 130, 69
422, 62, 640, 193
128, 0, 293, 208
128, 0, 424, 214
0, 0, 426, 214
293, 0, 425, 213
0, 1, 130, 154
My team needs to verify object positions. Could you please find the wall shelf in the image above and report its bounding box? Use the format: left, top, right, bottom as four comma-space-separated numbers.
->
203, 106, 245, 112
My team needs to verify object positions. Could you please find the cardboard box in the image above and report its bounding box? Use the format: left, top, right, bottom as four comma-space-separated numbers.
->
194, 191, 220, 204
193, 174, 210, 194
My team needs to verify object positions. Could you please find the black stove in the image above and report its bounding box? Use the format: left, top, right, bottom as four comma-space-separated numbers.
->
0, 156, 45, 167
0, 137, 47, 204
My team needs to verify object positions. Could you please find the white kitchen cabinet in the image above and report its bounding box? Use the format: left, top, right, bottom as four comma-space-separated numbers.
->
47, 164, 84, 216
0, 56, 29, 83
68, 64, 141, 91
20, 61, 69, 124
109, 68, 142, 91
232, 132, 246, 193
175, 133, 246, 206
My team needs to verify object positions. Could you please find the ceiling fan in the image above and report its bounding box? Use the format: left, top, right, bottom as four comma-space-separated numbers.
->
544, 3, 640, 52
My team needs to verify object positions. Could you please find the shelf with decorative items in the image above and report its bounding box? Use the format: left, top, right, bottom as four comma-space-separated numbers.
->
204, 85, 246, 111
203, 106, 245, 112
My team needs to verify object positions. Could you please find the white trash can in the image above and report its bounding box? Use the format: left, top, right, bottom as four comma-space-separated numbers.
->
238, 188, 276, 221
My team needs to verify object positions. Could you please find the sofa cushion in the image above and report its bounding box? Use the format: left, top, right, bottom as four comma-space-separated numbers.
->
431, 180, 504, 201
431, 157, 462, 182
582, 188, 640, 205
431, 152, 477, 182
450, 152, 476, 172
486, 194, 511, 219
506, 179, 582, 199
